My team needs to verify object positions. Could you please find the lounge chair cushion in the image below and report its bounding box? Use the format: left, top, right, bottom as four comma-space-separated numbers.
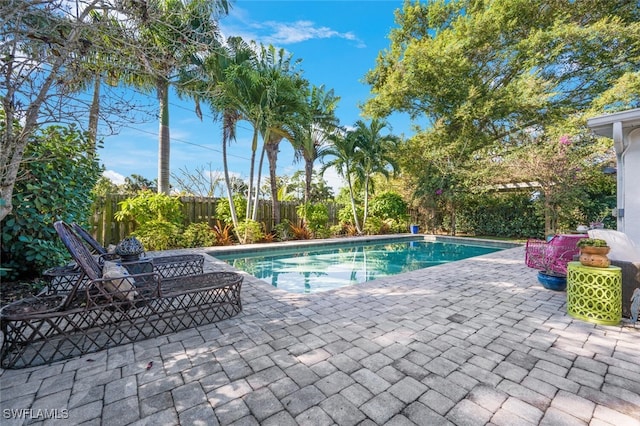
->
102, 261, 138, 301
588, 230, 640, 262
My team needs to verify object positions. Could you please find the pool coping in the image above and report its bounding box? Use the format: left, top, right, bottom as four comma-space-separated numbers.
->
205, 233, 522, 257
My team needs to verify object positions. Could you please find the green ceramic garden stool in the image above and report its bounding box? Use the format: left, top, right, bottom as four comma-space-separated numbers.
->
566, 262, 622, 325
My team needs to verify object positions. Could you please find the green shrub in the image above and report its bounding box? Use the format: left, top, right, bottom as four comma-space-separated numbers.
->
215, 195, 246, 225
364, 216, 385, 235
329, 224, 347, 237
236, 219, 263, 244
114, 190, 183, 226
369, 191, 409, 222
132, 220, 181, 251
180, 222, 216, 248
1, 125, 101, 280
456, 193, 543, 238
337, 204, 363, 226
296, 202, 329, 237
385, 218, 409, 233
273, 220, 291, 241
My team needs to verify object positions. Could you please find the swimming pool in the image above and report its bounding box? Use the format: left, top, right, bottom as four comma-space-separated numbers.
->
213, 237, 504, 293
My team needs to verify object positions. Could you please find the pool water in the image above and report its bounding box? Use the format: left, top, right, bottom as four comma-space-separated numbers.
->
214, 239, 502, 293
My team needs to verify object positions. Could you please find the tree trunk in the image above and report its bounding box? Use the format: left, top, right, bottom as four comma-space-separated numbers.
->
347, 172, 362, 234
221, 111, 240, 240
450, 202, 456, 236
87, 73, 101, 155
362, 176, 370, 230
253, 145, 265, 221
304, 158, 313, 204
266, 135, 282, 226
246, 128, 259, 220
0, 17, 82, 221
157, 79, 170, 195
544, 191, 554, 236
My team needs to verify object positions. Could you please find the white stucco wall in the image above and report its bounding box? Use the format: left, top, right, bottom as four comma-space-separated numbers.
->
623, 128, 640, 244
587, 108, 640, 246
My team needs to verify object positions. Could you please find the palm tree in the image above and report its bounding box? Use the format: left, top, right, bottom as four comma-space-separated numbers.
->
352, 119, 400, 228
293, 85, 340, 203
254, 45, 308, 226
124, 0, 229, 194
190, 36, 256, 235
214, 43, 272, 222
73, 9, 131, 153
321, 129, 363, 234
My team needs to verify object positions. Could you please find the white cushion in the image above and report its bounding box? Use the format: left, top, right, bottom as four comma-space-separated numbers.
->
101, 261, 138, 301
588, 230, 640, 262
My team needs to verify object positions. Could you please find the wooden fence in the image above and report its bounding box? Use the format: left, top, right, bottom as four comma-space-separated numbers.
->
90, 195, 341, 246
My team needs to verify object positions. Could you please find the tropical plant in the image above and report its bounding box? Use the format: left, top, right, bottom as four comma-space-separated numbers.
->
290, 222, 313, 240
293, 85, 340, 203
186, 36, 255, 236
235, 219, 263, 244
350, 119, 400, 228
132, 220, 181, 251
1, 124, 102, 279
212, 220, 234, 245
114, 190, 183, 227
0, 0, 139, 221
123, 0, 230, 194
273, 221, 292, 241
296, 202, 329, 238
180, 222, 217, 248
255, 44, 309, 226
369, 191, 409, 222
215, 194, 247, 226
321, 129, 362, 233
577, 238, 608, 248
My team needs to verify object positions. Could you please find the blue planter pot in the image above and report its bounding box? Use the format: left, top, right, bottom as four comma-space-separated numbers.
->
410, 225, 419, 234
537, 271, 567, 291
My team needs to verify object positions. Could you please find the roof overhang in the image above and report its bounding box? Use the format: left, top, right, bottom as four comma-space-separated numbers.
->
587, 108, 640, 139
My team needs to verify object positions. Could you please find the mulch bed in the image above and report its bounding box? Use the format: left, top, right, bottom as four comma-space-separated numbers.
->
1, 281, 44, 308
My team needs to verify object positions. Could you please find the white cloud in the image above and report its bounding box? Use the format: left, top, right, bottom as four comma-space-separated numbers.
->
258, 20, 362, 46
103, 170, 126, 185
221, 7, 365, 48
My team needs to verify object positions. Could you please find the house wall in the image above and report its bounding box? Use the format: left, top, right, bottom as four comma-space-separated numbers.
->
624, 128, 640, 244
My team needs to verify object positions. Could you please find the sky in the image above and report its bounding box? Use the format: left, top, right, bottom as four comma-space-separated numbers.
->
99, 0, 416, 194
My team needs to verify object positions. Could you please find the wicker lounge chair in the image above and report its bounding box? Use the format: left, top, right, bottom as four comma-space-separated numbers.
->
41, 223, 205, 294
587, 229, 640, 319
0, 221, 243, 369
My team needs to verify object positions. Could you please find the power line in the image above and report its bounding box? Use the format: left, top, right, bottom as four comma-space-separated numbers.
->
126, 85, 255, 133
113, 123, 253, 162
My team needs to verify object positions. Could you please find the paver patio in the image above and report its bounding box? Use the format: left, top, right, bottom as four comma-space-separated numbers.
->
1, 245, 639, 425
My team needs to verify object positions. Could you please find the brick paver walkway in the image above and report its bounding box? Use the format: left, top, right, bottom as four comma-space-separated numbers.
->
1, 245, 639, 425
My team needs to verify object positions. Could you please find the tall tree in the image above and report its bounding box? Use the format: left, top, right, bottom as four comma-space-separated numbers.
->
363, 0, 640, 220
0, 0, 136, 221
293, 85, 340, 203
124, 0, 230, 195
351, 119, 399, 229
188, 36, 256, 238
321, 129, 363, 234
254, 44, 308, 226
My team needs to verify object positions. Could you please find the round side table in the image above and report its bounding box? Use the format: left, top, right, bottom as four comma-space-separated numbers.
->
566, 262, 622, 325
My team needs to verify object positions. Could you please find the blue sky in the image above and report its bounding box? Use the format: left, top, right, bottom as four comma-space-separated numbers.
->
99, 1, 414, 194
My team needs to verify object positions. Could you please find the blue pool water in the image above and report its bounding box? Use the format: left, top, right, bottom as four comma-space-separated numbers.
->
214, 239, 502, 293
